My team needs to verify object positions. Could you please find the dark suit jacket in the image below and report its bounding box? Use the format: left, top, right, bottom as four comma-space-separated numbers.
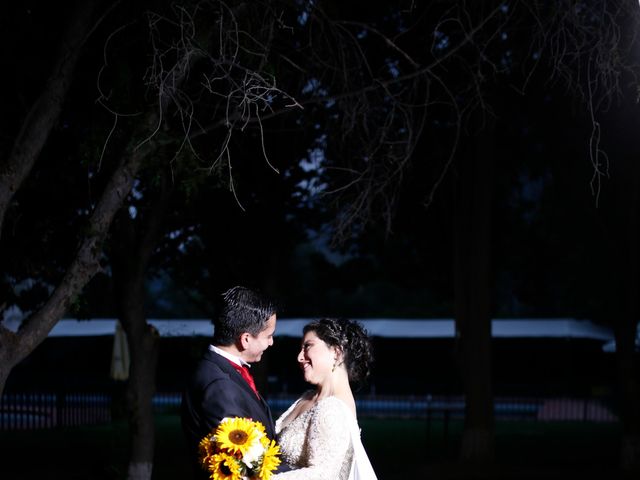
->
181, 348, 276, 479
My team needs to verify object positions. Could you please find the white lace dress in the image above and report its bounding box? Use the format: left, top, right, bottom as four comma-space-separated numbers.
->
272, 395, 377, 480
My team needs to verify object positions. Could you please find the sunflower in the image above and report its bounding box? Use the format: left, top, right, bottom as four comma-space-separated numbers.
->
198, 435, 215, 466
208, 452, 242, 480
253, 421, 266, 436
257, 439, 281, 480
215, 417, 263, 456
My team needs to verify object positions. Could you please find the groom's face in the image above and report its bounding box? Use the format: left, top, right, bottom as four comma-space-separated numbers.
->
243, 314, 276, 363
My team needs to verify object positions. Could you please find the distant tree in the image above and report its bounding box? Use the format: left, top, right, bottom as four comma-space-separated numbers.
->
0, 0, 112, 397
2, 0, 640, 475
0, 2, 304, 476
82, 2, 304, 477
305, 0, 640, 470
75, 1, 433, 477
110, 168, 172, 480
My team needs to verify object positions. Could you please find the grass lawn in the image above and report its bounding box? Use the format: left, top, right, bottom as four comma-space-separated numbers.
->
0, 415, 627, 479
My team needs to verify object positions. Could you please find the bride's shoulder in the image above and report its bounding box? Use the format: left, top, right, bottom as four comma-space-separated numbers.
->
317, 395, 356, 419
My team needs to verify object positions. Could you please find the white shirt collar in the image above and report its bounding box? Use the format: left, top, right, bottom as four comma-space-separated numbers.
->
209, 344, 250, 368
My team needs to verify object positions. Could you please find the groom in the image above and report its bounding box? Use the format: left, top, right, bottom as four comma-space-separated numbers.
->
181, 286, 279, 479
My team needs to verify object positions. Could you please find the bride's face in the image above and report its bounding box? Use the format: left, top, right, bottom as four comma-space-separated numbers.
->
297, 331, 336, 385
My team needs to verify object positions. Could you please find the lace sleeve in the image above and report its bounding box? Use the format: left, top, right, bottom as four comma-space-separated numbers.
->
273, 397, 353, 480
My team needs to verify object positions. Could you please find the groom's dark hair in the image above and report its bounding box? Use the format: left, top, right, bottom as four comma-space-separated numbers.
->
212, 286, 277, 345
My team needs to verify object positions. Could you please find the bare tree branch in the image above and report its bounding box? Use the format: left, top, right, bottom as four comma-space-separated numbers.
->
0, 1, 98, 238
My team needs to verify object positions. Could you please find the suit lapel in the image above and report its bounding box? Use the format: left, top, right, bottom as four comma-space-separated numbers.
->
209, 351, 257, 397
205, 350, 273, 424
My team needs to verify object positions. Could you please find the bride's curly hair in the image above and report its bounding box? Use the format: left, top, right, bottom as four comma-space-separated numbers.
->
303, 318, 374, 387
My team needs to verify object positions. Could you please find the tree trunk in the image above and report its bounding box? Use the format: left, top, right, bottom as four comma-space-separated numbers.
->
616, 321, 640, 473
0, 329, 19, 397
120, 288, 160, 480
113, 242, 160, 480
0, 140, 154, 397
453, 121, 495, 465
0, 0, 98, 396
112, 173, 171, 480
0, 0, 97, 236
614, 157, 640, 473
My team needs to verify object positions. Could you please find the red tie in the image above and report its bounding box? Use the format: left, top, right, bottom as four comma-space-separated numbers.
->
228, 360, 259, 397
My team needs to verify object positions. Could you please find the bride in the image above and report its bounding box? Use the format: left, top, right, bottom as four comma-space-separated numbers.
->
272, 318, 377, 480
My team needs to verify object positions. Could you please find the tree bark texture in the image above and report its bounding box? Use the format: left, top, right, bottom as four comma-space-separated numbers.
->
112, 173, 171, 480
453, 121, 495, 465
113, 243, 160, 480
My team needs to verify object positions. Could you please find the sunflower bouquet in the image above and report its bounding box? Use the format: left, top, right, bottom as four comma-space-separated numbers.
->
199, 417, 281, 480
